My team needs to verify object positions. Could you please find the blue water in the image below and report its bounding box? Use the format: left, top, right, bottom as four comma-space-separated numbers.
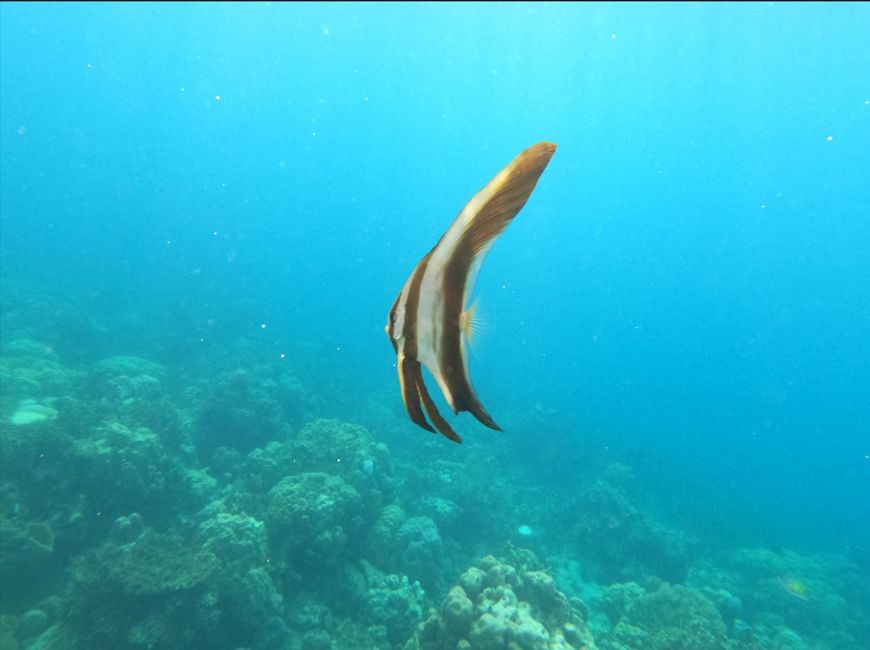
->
2, 3, 869, 647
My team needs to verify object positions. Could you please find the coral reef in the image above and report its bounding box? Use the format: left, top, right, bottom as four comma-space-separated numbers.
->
73, 529, 218, 596
192, 363, 320, 460
394, 456, 513, 573
195, 509, 269, 573
0, 520, 55, 583
68, 529, 220, 648
0, 284, 110, 363
405, 555, 595, 650
288, 418, 394, 512
72, 420, 192, 522
1, 290, 867, 650
359, 562, 427, 647
74, 355, 183, 445
598, 580, 727, 650
265, 471, 364, 569
366, 503, 408, 566
194, 368, 289, 457
0, 338, 80, 412
687, 547, 868, 649
66, 514, 289, 650
9, 400, 58, 426
0, 615, 16, 650
393, 516, 444, 593
558, 472, 699, 583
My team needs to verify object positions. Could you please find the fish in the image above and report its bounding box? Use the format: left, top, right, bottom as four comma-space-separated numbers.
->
385, 141, 557, 443
778, 576, 814, 602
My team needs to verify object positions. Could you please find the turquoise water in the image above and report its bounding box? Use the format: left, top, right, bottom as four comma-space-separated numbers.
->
1, 3, 868, 649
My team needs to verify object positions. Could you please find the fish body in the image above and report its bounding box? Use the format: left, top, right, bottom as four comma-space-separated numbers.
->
386, 142, 557, 442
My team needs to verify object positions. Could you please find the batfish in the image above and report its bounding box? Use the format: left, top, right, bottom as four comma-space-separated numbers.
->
385, 141, 557, 443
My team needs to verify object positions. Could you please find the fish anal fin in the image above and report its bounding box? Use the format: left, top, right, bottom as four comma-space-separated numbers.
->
415, 372, 463, 443
399, 356, 435, 433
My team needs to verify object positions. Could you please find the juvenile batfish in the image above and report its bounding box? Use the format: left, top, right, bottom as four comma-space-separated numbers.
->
385, 142, 557, 443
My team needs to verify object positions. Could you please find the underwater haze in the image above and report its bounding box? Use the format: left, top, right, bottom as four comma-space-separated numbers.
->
1, 3, 869, 649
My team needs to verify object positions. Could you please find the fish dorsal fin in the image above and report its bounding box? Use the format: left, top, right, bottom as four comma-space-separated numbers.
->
429, 142, 557, 309
460, 141, 557, 260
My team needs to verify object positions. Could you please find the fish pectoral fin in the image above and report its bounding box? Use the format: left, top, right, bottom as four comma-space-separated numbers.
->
398, 356, 435, 433
459, 300, 482, 345
415, 372, 463, 444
